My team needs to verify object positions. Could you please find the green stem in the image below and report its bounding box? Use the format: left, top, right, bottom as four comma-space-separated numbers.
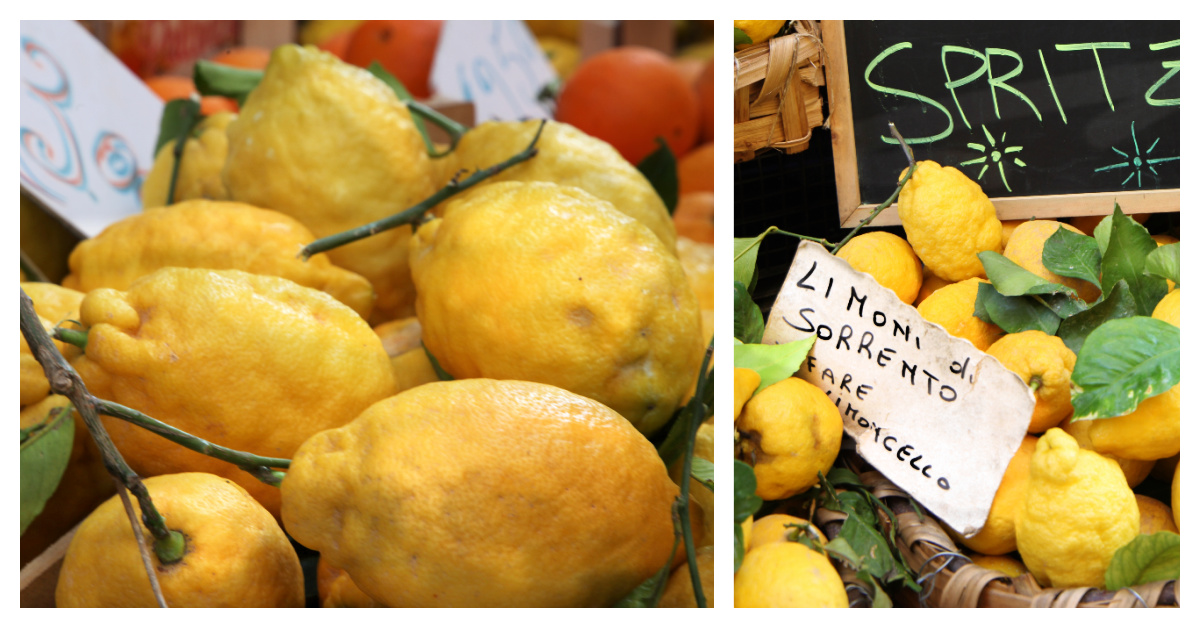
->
300, 120, 546, 260
408, 101, 470, 157
677, 338, 713, 609
830, 122, 917, 256
54, 327, 88, 350
95, 399, 290, 486
165, 105, 202, 205
20, 289, 177, 563
19, 250, 49, 284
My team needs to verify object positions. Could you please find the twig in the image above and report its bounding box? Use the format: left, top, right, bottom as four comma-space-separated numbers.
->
678, 339, 714, 608
299, 120, 546, 260
115, 481, 168, 608
830, 123, 917, 255
408, 100, 470, 157
19, 250, 49, 284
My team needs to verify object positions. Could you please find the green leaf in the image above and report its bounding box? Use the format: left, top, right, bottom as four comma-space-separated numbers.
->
732, 336, 816, 394
1094, 215, 1114, 257
690, 457, 714, 491
839, 510, 901, 583
833, 490, 877, 527
154, 98, 202, 155
1057, 280, 1138, 356
1041, 225, 1102, 293
975, 282, 1060, 335
978, 251, 1078, 297
423, 345, 455, 381
1145, 243, 1180, 288
21, 403, 75, 535
1100, 207, 1168, 315
637, 138, 679, 214
734, 28, 753, 45
193, 60, 262, 105
822, 537, 864, 570
655, 408, 689, 468
734, 281, 765, 344
613, 552, 674, 607
734, 235, 765, 290
1070, 316, 1180, 420
824, 467, 867, 489
1104, 531, 1179, 590
734, 459, 763, 524
734, 522, 747, 573
1039, 292, 1089, 319
862, 572, 894, 608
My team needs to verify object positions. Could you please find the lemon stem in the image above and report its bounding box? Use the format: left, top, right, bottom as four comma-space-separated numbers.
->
407, 100, 470, 156
676, 338, 713, 608
53, 327, 88, 350
830, 122, 917, 256
152, 529, 188, 565
165, 101, 203, 206
299, 119, 546, 260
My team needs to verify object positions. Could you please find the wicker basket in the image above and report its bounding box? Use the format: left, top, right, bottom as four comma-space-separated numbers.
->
811, 457, 1180, 608
733, 21, 826, 163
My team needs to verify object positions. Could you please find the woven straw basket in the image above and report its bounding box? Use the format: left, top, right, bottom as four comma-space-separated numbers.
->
733, 21, 826, 162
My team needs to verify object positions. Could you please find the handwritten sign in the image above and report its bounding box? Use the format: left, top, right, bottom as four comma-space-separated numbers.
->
20, 20, 161, 237
824, 20, 1180, 226
429, 21, 557, 124
763, 242, 1033, 535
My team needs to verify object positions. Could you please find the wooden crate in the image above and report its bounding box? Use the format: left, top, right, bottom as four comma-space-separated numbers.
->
734, 21, 825, 163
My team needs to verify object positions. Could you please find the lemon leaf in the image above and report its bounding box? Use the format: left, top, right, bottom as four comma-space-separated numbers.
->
1070, 316, 1180, 421
1057, 279, 1138, 356
153, 98, 201, 155
978, 251, 1079, 298
734, 459, 762, 574
833, 490, 877, 527
1145, 242, 1180, 288
734, 235, 763, 290
1094, 214, 1114, 256
974, 281, 1060, 335
734, 28, 753, 45
733, 336, 815, 394
1100, 206, 1168, 315
636, 138, 678, 213
839, 510, 902, 583
822, 537, 864, 570
423, 345, 455, 381
734, 281, 764, 344
20, 403, 75, 535
734, 522, 748, 574
193, 60, 262, 105
613, 551, 673, 607
1104, 531, 1179, 590
690, 457, 714, 491
1041, 225, 1102, 292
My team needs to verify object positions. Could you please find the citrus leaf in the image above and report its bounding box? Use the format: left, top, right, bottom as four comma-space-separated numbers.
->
978, 251, 1078, 297
690, 457, 714, 491
1145, 242, 1180, 288
734, 281, 764, 344
833, 490, 877, 527
20, 403, 75, 535
1070, 316, 1180, 420
822, 536, 864, 570
1104, 531, 1179, 590
734, 28, 753, 45
734, 235, 764, 289
734, 459, 762, 524
154, 98, 201, 154
1039, 292, 1089, 319
423, 345, 455, 381
1094, 214, 1114, 257
1100, 207, 1167, 315
824, 467, 867, 489
732, 336, 815, 394
1057, 279, 1138, 355
839, 510, 900, 583
862, 571, 894, 608
193, 60, 261, 104
1042, 225, 1102, 292
734, 522, 747, 573
637, 138, 678, 214
613, 551, 673, 607
975, 282, 1060, 335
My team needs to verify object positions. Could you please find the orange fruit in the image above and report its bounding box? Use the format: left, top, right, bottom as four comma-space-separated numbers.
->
344, 20, 443, 99
144, 75, 237, 115
317, 29, 354, 60
674, 192, 715, 244
556, 46, 700, 165
210, 46, 272, 70
678, 143, 714, 195
695, 58, 714, 144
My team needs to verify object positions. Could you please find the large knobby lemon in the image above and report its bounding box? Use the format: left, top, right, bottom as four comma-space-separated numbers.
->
280, 379, 679, 607
897, 161, 1003, 282
223, 44, 437, 324
734, 541, 849, 608
985, 330, 1076, 434
56, 473, 303, 607
736, 377, 842, 500
141, 112, 235, 208
410, 181, 702, 435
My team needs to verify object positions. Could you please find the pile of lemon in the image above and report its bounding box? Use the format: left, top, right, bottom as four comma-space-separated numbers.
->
23, 44, 715, 608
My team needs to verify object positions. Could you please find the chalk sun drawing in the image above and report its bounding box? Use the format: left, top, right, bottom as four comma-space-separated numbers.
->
959, 125, 1025, 193
1094, 120, 1179, 188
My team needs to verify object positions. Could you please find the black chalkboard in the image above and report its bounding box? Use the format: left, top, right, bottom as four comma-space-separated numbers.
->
830, 20, 1179, 216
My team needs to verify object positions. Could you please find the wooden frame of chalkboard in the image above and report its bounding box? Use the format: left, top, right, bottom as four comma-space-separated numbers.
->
825, 20, 1180, 228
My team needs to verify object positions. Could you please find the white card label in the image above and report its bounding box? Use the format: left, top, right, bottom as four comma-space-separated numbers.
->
762, 241, 1033, 536
429, 21, 557, 124
20, 20, 162, 237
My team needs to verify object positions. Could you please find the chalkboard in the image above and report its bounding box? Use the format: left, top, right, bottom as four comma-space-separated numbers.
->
824, 20, 1179, 227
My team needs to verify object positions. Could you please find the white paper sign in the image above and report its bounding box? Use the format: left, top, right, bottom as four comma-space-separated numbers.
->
20, 20, 162, 237
429, 21, 557, 124
763, 241, 1033, 536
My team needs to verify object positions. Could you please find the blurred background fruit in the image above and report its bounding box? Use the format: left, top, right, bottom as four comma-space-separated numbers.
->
343, 20, 443, 99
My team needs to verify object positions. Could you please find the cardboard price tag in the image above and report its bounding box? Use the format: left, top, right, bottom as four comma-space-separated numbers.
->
20, 20, 161, 237
763, 241, 1033, 536
429, 21, 557, 124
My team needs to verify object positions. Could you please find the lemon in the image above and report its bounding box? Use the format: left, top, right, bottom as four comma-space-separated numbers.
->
985, 330, 1076, 434
914, 266, 951, 306
141, 112, 235, 208
748, 514, 827, 552
916, 277, 1005, 351
658, 546, 714, 608
734, 20, 786, 45
952, 435, 1036, 556
538, 36, 582, 80
1015, 428, 1139, 588
1057, 416, 1154, 488
835, 231, 923, 304
733, 367, 761, 419
734, 541, 849, 607
897, 161, 1003, 282
736, 377, 842, 501
1135, 494, 1179, 535
410, 181, 702, 435
280, 379, 679, 607
1003, 220, 1100, 303
967, 553, 1028, 578
388, 348, 439, 393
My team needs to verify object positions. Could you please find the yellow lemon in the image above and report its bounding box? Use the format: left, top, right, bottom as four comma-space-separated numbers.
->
280, 379, 679, 607
658, 546, 714, 608
19, 282, 84, 407
733, 367, 761, 419
1135, 494, 1179, 535
914, 266, 951, 307
677, 235, 714, 311
1003, 220, 1101, 303
56, 473, 304, 607
141, 112, 235, 208
953, 435, 1036, 556
372, 316, 423, 357
734, 541, 849, 608
410, 181, 702, 435
1153, 288, 1180, 327
538, 36, 582, 80
388, 348, 439, 393
897, 161, 1003, 282
985, 330, 1077, 434
748, 514, 827, 552
1015, 428, 1139, 588
736, 377, 842, 501
734, 20, 786, 45
916, 277, 1005, 351
967, 553, 1028, 578
999, 219, 1026, 250
1058, 416, 1154, 489
835, 231, 924, 304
